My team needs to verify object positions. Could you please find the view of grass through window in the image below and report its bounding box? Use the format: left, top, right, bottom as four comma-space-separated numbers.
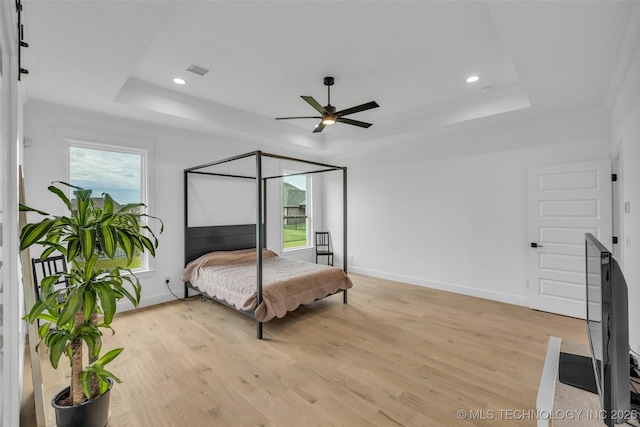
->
70, 145, 143, 269
283, 174, 309, 249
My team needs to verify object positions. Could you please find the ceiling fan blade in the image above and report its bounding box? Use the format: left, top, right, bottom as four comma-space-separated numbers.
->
337, 117, 373, 128
301, 96, 327, 114
335, 101, 379, 117
275, 116, 322, 120
313, 122, 326, 133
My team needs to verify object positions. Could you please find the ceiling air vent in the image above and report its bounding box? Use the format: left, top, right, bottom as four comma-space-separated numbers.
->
186, 63, 210, 77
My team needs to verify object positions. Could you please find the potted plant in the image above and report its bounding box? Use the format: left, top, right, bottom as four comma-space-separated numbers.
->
20, 182, 162, 427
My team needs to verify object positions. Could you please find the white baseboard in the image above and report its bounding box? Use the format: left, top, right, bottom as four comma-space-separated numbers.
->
116, 267, 529, 313
348, 266, 530, 307
116, 292, 182, 313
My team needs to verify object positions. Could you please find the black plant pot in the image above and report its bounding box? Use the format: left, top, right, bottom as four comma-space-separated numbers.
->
52, 379, 113, 427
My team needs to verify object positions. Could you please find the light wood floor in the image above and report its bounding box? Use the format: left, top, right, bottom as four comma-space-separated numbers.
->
21, 273, 587, 426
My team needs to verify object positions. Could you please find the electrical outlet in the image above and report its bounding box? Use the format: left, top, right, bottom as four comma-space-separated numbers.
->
525, 280, 530, 289
164, 276, 170, 283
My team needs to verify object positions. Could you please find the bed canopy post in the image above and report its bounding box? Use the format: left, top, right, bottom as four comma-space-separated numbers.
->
263, 176, 267, 247
343, 167, 348, 304
256, 151, 264, 339
184, 169, 190, 299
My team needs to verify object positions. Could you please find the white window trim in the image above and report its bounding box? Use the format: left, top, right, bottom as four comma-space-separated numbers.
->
59, 126, 156, 274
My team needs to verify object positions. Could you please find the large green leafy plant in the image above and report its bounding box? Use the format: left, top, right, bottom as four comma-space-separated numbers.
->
20, 182, 162, 406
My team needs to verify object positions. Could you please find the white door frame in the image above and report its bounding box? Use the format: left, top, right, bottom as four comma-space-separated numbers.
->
611, 144, 624, 266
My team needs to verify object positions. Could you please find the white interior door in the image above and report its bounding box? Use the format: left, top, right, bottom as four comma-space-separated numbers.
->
528, 160, 612, 318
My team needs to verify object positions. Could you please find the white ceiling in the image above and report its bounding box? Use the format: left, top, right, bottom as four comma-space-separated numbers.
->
21, 1, 638, 155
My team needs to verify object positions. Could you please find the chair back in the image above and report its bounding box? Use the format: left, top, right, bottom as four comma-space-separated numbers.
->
316, 231, 330, 249
31, 255, 68, 301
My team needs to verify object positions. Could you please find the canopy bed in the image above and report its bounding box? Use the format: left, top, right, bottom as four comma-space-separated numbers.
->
182, 151, 350, 339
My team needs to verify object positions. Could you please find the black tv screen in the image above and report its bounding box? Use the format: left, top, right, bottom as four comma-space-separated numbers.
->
585, 233, 630, 426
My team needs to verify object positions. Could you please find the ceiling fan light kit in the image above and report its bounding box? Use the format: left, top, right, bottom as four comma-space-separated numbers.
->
275, 76, 379, 133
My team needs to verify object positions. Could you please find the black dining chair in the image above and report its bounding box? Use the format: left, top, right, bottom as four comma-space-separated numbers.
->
31, 255, 69, 312
315, 231, 334, 266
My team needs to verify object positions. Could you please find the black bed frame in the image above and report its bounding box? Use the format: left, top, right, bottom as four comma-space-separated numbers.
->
184, 151, 348, 339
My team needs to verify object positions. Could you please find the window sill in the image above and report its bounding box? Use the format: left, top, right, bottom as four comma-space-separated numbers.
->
283, 246, 313, 253
123, 269, 155, 279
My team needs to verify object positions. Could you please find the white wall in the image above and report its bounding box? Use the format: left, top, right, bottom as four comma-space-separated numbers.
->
22, 101, 325, 310
612, 32, 640, 354
23, 80, 636, 352
326, 109, 611, 307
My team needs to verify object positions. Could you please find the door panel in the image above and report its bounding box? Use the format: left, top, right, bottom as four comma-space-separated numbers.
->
528, 160, 612, 318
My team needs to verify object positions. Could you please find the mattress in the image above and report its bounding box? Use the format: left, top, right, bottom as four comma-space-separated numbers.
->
181, 248, 352, 321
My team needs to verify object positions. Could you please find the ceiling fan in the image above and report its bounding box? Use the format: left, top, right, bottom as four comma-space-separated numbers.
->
275, 76, 379, 133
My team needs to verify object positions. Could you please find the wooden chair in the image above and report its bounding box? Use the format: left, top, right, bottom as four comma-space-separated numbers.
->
315, 231, 334, 266
31, 255, 69, 308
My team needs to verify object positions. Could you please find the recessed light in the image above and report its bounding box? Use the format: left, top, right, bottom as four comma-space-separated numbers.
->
466, 75, 479, 83
173, 78, 186, 85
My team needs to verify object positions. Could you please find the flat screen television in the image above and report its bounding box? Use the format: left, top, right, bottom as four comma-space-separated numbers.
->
560, 233, 635, 426
586, 233, 631, 425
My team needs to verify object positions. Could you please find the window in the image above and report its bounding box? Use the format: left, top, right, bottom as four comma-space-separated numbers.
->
68, 142, 151, 271
283, 173, 311, 250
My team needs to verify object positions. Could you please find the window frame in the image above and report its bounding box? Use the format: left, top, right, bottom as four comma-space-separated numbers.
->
282, 171, 312, 252
64, 132, 155, 275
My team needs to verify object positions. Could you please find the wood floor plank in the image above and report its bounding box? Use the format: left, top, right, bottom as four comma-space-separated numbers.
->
21, 273, 588, 426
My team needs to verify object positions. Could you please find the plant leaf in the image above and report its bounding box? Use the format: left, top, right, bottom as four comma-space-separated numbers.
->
116, 202, 145, 213
48, 184, 72, 211
19, 204, 50, 216
103, 193, 115, 214
95, 284, 117, 324
51, 181, 83, 191
94, 348, 123, 367
79, 227, 96, 260
98, 369, 122, 384
114, 282, 137, 307
37, 312, 59, 324
66, 238, 80, 262
98, 223, 117, 258
25, 300, 47, 323
83, 290, 96, 322
57, 288, 83, 327
80, 371, 92, 399
41, 243, 67, 260
137, 235, 156, 256
49, 335, 68, 369
83, 255, 99, 283
20, 219, 56, 250
74, 188, 93, 225
38, 322, 52, 338
116, 230, 134, 265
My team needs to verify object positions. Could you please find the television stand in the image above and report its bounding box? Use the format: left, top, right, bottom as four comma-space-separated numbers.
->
558, 352, 598, 394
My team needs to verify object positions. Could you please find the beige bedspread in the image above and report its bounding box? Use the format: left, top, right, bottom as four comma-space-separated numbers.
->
181, 249, 353, 321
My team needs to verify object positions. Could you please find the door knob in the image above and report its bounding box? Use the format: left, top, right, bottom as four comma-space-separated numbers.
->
531, 242, 544, 248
